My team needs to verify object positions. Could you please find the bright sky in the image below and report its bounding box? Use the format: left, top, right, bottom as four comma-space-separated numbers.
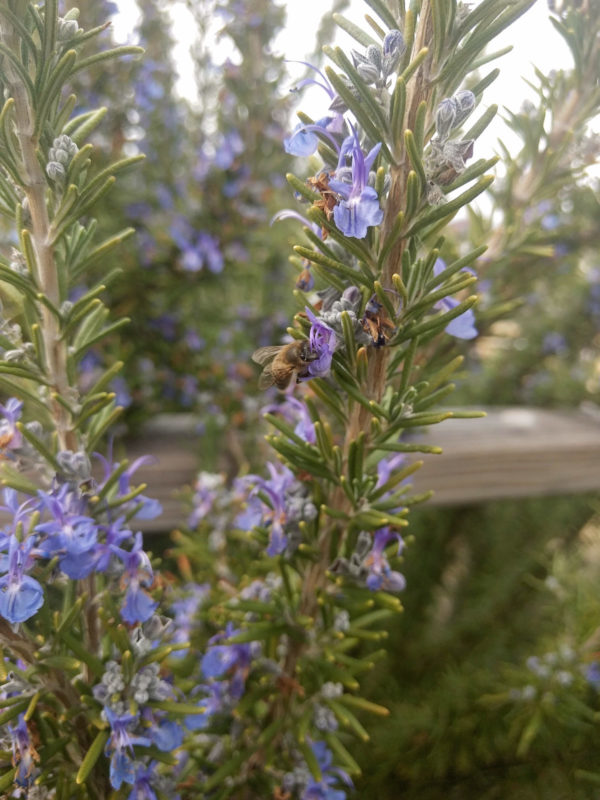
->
112, 0, 572, 156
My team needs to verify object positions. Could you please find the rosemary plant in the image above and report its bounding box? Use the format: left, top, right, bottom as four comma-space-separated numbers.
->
2, 0, 594, 799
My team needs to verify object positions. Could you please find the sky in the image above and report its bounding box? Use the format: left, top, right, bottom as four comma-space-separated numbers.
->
112, 0, 573, 157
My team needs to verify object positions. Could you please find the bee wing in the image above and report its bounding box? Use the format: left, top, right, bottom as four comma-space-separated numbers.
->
252, 346, 281, 366
258, 364, 276, 389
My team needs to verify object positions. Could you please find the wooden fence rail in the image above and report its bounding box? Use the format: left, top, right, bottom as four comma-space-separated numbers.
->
124, 407, 600, 532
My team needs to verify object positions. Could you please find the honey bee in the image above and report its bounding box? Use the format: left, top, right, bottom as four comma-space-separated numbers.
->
252, 340, 318, 390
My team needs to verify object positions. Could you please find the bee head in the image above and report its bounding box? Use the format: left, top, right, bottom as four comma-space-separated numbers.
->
299, 340, 319, 362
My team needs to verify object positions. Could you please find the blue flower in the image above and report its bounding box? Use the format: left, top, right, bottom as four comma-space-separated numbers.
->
184, 683, 225, 731
586, 661, 600, 689
301, 741, 352, 800
284, 117, 337, 157
432, 258, 478, 339
0, 536, 43, 624
110, 750, 136, 790
376, 453, 406, 490
121, 580, 159, 625
37, 484, 98, 557
150, 719, 183, 751
128, 762, 158, 800
104, 708, 151, 789
202, 626, 252, 684
116, 533, 158, 624
328, 132, 383, 239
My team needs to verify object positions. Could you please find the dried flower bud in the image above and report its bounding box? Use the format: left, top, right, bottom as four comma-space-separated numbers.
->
426, 181, 445, 206
442, 138, 474, 172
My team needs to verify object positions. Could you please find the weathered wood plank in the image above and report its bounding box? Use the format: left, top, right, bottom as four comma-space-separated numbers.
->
127, 408, 600, 530
411, 407, 600, 505
2, 409, 599, 533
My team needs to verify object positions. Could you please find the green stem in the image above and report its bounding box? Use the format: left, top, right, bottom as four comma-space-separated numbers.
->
0, 13, 77, 452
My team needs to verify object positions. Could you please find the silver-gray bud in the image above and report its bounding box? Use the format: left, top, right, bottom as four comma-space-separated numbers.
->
382, 29, 405, 76
366, 44, 383, 72
435, 98, 457, 141
452, 90, 476, 128
357, 62, 380, 85
46, 161, 66, 180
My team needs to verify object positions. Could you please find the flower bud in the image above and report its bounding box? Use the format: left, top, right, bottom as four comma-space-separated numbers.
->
56, 449, 92, 480
341, 285, 361, 309
382, 29, 405, 76
46, 161, 65, 180
452, 89, 476, 128
57, 18, 80, 39
366, 44, 383, 72
357, 61, 380, 84
435, 98, 456, 141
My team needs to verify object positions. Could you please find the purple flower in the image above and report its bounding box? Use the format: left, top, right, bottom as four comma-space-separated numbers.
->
263, 396, 316, 444
432, 258, 478, 339
0, 398, 23, 451
328, 132, 383, 239
235, 462, 316, 557
93, 454, 163, 522
271, 208, 322, 238
376, 453, 406, 489
305, 308, 338, 378
363, 528, 406, 593
106, 708, 151, 752
104, 707, 153, 789
0, 536, 44, 624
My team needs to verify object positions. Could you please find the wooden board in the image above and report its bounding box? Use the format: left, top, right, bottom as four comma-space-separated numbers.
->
410, 406, 600, 506
127, 408, 600, 530
3, 409, 599, 533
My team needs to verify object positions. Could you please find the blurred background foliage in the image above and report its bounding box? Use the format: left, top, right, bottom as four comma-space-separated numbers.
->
2, 0, 600, 796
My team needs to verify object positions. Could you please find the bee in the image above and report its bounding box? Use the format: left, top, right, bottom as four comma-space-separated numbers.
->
252, 340, 318, 390
361, 296, 396, 347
